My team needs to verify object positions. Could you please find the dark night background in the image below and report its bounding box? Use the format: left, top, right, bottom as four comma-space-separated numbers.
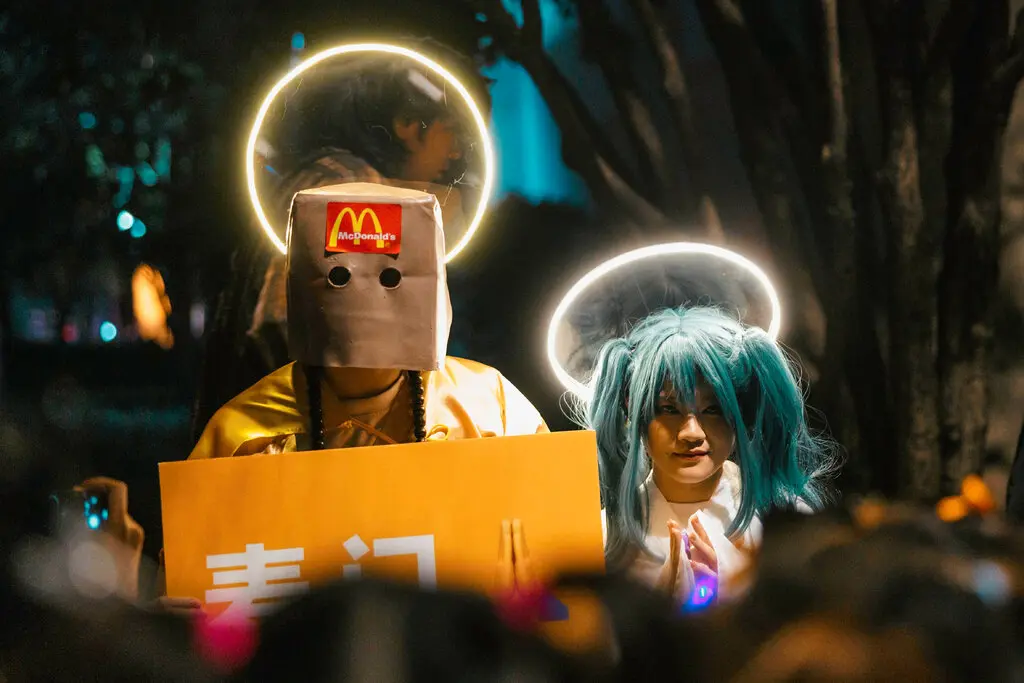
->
2, 0, 1024, 576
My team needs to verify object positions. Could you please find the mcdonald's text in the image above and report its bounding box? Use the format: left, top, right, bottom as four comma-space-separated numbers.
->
325, 202, 402, 255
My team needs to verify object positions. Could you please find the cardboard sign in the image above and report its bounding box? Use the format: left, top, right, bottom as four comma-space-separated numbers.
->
160, 431, 605, 627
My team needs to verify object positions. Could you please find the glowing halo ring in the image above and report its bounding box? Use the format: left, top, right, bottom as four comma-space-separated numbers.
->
545, 242, 783, 401
245, 42, 496, 262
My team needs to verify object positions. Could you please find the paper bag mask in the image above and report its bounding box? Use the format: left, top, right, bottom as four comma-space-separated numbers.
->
287, 182, 451, 370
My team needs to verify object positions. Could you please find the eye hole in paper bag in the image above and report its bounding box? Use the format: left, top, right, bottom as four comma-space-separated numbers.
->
379, 268, 402, 289
327, 266, 352, 289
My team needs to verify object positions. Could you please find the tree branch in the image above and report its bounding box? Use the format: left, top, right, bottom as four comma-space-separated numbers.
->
693, 0, 831, 307
629, 0, 723, 236
694, 0, 830, 292
819, 0, 852, 289
477, 0, 639, 186
736, 0, 825, 139
821, 0, 847, 161
818, 0, 866, 490
529, 56, 667, 223
925, 0, 976, 76
470, 0, 666, 223
575, 1, 676, 206
711, 1, 835, 257
988, 6, 1024, 107
951, 3, 1022, 185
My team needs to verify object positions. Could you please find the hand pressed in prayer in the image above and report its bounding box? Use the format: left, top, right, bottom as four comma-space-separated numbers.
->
497, 518, 536, 592
656, 519, 696, 600
496, 519, 554, 631
687, 514, 719, 604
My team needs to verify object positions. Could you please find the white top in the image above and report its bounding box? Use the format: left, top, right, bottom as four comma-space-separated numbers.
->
601, 461, 809, 601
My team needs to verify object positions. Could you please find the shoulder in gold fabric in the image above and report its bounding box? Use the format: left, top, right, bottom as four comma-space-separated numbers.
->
188, 363, 306, 460
188, 357, 550, 458
425, 357, 549, 437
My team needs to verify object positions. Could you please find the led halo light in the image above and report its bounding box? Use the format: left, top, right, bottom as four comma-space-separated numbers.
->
546, 242, 783, 401
245, 42, 496, 263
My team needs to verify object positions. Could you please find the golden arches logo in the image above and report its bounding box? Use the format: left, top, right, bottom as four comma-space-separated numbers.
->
324, 202, 401, 254
329, 207, 385, 249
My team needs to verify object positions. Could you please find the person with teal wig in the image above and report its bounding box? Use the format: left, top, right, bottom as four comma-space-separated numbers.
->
580, 306, 837, 606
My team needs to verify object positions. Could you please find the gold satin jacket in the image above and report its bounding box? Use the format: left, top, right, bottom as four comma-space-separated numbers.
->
189, 357, 549, 460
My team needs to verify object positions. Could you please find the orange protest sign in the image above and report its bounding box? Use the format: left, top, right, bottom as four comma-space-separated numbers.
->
159, 431, 605, 624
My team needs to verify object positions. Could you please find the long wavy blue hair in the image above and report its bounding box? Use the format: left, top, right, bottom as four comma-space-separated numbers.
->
578, 306, 837, 567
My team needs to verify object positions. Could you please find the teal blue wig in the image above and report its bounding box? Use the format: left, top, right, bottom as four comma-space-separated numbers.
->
580, 306, 836, 567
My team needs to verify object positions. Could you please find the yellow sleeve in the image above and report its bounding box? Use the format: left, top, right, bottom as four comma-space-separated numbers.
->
187, 406, 234, 460
188, 406, 300, 459
498, 373, 549, 435
187, 364, 304, 459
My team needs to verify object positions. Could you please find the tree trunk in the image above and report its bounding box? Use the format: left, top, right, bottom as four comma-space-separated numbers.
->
695, 0, 874, 488
817, 0, 863, 485
938, 1, 1021, 491
877, 116, 942, 499
630, 0, 722, 232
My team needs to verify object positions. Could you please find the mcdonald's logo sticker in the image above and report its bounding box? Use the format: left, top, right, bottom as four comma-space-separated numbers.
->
325, 202, 402, 255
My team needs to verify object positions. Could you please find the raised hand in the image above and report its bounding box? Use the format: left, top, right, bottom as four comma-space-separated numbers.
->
497, 518, 536, 592
686, 514, 718, 606
656, 519, 695, 600
74, 477, 145, 602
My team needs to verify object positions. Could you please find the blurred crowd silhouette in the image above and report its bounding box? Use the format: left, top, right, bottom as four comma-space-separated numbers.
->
3, 410, 1024, 683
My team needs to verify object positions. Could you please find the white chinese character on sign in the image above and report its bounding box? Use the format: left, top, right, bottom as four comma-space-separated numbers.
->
340, 534, 437, 588
205, 544, 310, 622
342, 534, 370, 579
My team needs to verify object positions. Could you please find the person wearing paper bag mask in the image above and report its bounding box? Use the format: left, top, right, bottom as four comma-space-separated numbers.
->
240, 54, 476, 379
190, 182, 547, 460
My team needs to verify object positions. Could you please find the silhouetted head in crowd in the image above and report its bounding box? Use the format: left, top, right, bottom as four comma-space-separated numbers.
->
233, 578, 594, 683
713, 503, 1024, 683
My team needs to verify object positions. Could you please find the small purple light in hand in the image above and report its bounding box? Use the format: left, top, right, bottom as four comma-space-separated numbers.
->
682, 575, 716, 613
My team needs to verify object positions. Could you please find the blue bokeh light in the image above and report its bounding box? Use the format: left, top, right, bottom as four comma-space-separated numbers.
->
99, 321, 118, 343
116, 210, 134, 231
137, 163, 159, 186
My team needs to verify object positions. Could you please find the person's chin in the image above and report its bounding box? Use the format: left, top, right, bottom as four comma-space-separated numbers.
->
672, 462, 717, 483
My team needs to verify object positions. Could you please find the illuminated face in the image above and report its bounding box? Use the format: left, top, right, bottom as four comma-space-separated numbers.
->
287, 182, 451, 370
394, 118, 462, 183
646, 380, 735, 493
